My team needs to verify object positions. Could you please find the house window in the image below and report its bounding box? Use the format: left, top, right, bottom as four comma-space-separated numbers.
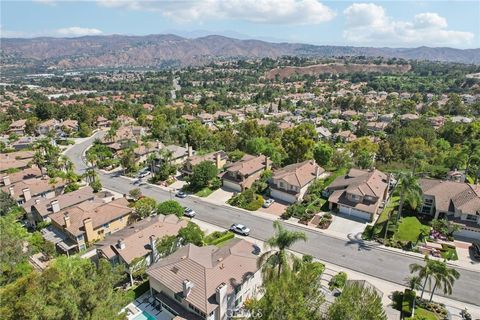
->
77, 235, 84, 241
466, 214, 477, 221
279, 182, 285, 189
103, 223, 110, 229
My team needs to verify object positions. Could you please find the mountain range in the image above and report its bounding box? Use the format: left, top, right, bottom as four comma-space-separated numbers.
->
1, 34, 479, 70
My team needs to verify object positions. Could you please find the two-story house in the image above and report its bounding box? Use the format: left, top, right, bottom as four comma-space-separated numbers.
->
48, 197, 133, 252
222, 154, 271, 192
419, 178, 480, 240
1, 176, 66, 206
36, 119, 61, 136
325, 168, 389, 221
182, 151, 228, 175
96, 214, 187, 283
269, 160, 325, 204
146, 238, 263, 320
9, 119, 27, 136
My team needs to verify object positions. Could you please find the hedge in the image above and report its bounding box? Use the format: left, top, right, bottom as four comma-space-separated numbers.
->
402, 289, 416, 317
209, 232, 235, 246
328, 271, 348, 291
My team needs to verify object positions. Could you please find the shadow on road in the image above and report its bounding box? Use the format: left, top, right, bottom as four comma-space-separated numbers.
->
345, 232, 379, 251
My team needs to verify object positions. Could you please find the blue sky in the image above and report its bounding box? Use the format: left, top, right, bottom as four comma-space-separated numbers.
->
1, 0, 479, 48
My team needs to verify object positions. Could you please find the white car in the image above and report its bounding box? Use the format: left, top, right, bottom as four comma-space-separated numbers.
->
184, 207, 196, 218
229, 224, 250, 236
263, 198, 275, 208
138, 171, 150, 179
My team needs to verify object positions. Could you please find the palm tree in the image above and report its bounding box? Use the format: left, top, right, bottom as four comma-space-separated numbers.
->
258, 221, 307, 280
395, 172, 423, 222
428, 261, 460, 302
409, 256, 435, 299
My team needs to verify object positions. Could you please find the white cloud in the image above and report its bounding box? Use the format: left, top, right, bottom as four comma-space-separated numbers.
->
56, 27, 103, 36
343, 3, 474, 47
97, 0, 335, 25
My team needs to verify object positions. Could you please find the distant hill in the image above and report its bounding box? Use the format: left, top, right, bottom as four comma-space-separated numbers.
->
1, 34, 479, 70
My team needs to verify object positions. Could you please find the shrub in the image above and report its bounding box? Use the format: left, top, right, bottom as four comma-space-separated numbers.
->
206, 232, 235, 246
329, 271, 347, 291
228, 189, 264, 211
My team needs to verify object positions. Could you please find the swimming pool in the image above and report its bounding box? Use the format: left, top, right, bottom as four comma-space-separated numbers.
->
132, 311, 157, 320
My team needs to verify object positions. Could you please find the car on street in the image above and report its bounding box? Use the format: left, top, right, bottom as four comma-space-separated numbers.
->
138, 171, 151, 179
176, 190, 187, 198
470, 241, 480, 260
262, 198, 275, 208
229, 223, 250, 236
184, 207, 196, 218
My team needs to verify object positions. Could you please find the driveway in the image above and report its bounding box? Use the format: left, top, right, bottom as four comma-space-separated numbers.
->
326, 212, 367, 239
205, 187, 234, 205
259, 201, 288, 217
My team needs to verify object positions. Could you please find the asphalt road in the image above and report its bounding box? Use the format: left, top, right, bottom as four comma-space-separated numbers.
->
66, 132, 480, 306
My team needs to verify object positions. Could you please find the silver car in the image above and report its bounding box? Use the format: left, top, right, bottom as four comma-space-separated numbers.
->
229, 224, 250, 236
184, 207, 196, 218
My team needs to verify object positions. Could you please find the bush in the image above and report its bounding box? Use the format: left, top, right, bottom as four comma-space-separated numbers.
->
205, 231, 235, 246
329, 271, 347, 291
402, 289, 416, 317
228, 189, 264, 211
157, 200, 183, 217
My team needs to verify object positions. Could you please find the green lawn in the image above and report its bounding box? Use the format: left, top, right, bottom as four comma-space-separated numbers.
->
376, 196, 400, 225
406, 307, 439, 320
195, 187, 213, 197
394, 217, 431, 243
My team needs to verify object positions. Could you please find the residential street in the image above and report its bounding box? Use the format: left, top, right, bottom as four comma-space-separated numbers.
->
66, 132, 480, 307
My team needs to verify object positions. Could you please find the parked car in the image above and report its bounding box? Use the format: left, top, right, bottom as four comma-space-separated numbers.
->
176, 191, 187, 198
263, 198, 275, 208
184, 207, 196, 218
138, 171, 150, 179
470, 241, 480, 260
229, 223, 250, 236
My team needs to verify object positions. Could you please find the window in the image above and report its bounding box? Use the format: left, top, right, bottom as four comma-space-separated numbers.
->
77, 235, 84, 241
103, 223, 110, 228
466, 214, 477, 221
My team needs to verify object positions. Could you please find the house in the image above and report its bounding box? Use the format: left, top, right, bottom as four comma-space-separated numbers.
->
269, 160, 325, 204
213, 111, 233, 121
378, 113, 394, 123
133, 141, 162, 165
146, 238, 263, 320
341, 110, 358, 120
9, 119, 27, 136
222, 154, 271, 192
399, 113, 419, 123
96, 116, 111, 129
161, 144, 195, 165
335, 130, 357, 142
117, 115, 136, 125
61, 119, 79, 133
36, 119, 60, 135
11, 136, 37, 150
28, 186, 96, 225
366, 121, 389, 132
0, 151, 33, 172
316, 126, 332, 140
450, 116, 472, 124
182, 114, 197, 122
1, 176, 67, 208
198, 113, 215, 124
96, 214, 187, 268
49, 197, 133, 252
325, 169, 389, 221
0, 166, 42, 187
428, 116, 445, 128
102, 126, 146, 150
419, 178, 480, 240
182, 151, 228, 175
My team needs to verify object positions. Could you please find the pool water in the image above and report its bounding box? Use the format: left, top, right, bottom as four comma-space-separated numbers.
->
133, 311, 157, 320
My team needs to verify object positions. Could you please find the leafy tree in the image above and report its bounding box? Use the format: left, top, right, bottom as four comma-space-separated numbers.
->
155, 235, 178, 258
313, 142, 333, 166
133, 197, 157, 219
0, 257, 129, 320
281, 123, 316, 164
178, 221, 205, 246
128, 256, 148, 286
247, 260, 325, 320
189, 160, 218, 190
128, 188, 142, 200
326, 282, 387, 320
156, 200, 183, 217
120, 148, 137, 174
0, 191, 18, 216
259, 221, 307, 280
78, 123, 92, 137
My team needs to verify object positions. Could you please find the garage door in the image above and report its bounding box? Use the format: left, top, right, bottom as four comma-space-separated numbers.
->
454, 229, 480, 241
339, 205, 372, 221
222, 179, 242, 192
270, 189, 297, 204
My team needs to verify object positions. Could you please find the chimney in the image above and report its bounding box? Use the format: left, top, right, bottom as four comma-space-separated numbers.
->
215, 152, 222, 168
117, 239, 126, 250
64, 215, 71, 228
149, 235, 158, 264
22, 188, 31, 202
216, 283, 228, 319
315, 165, 321, 178
9, 186, 14, 196
188, 145, 193, 157
51, 200, 60, 213
83, 218, 94, 242
264, 155, 270, 170
3, 175, 10, 186
183, 280, 194, 298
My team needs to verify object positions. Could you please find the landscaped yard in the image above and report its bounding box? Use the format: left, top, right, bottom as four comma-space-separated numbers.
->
440, 243, 458, 261
394, 217, 431, 243
405, 307, 439, 320
376, 196, 400, 225
195, 187, 213, 197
